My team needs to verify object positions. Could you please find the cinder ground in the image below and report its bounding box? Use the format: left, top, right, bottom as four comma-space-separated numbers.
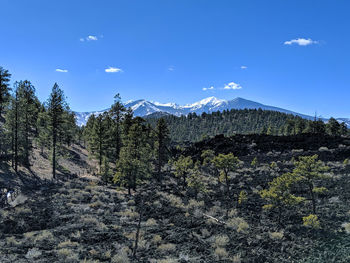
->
1, 138, 350, 262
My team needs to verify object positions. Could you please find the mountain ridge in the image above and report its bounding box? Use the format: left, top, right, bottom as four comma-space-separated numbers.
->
74, 97, 350, 127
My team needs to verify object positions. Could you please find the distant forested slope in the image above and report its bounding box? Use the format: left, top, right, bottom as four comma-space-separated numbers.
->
146, 108, 348, 142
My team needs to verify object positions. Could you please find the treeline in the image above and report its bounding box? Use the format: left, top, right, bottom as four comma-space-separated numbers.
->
82, 94, 170, 193
147, 109, 349, 142
0, 67, 79, 178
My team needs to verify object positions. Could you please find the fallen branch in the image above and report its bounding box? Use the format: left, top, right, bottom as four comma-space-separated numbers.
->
203, 214, 226, 225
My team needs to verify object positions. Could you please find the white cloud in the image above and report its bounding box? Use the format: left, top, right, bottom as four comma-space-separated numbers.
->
223, 82, 242, 90
168, 66, 175, 71
80, 35, 98, 42
203, 86, 215, 91
87, 35, 98, 41
105, 67, 123, 73
55, 69, 68, 73
240, 66, 248, 69
284, 38, 318, 46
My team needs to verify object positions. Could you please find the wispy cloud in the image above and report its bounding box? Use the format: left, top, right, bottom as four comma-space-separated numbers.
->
80, 35, 99, 42
105, 67, 123, 73
284, 38, 318, 46
168, 66, 175, 71
55, 69, 68, 73
223, 82, 242, 90
202, 86, 215, 91
203, 82, 242, 91
240, 66, 248, 69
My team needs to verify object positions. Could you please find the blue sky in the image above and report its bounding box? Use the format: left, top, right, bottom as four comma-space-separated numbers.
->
1, 0, 349, 117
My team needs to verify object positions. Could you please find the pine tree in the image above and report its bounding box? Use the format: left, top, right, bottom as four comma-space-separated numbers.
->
213, 153, 240, 201
17, 80, 39, 166
36, 108, 50, 155
47, 83, 67, 179
12, 83, 20, 172
0, 67, 11, 158
292, 155, 329, 214
201, 149, 219, 179
326, 118, 340, 136
114, 121, 152, 195
0, 67, 11, 117
173, 155, 194, 189
110, 93, 126, 161
4, 95, 16, 166
260, 173, 305, 224
154, 118, 170, 178
186, 163, 207, 198
89, 112, 112, 172
101, 156, 112, 183
122, 108, 134, 137
201, 149, 215, 166
340, 122, 348, 136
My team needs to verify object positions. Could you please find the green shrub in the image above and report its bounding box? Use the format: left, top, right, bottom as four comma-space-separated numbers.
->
303, 214, 320, 229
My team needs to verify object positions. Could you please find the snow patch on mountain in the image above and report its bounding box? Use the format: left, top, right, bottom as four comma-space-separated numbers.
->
74, 97, 349, 127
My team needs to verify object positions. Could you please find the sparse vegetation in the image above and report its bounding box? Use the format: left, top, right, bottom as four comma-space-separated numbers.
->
0, 75, 349, 262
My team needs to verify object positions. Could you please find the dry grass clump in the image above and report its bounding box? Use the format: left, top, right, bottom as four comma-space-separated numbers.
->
342, 222, 350, 234
127, 199, 135, 206
269, 231, 284, 240
103, 250, 112, 260
118, 209, 139, 220
207, 205, 222, 217
15, 206, 32, 215
34, 230, 55, 243
156, 258, 179, 263
70, 231, 81, 239
213, 234, 229, 248
89, 200, 104, 209
111, 247, 130, 263
25, 248, 42, 259
81, 215, 99, 225
145, 218, 158, 227
24, 231, 36, 240
57, 240, 79, 248
226, 217, 249, 233
160, 192, 184, 208
123, 230, 145, 241
74, 190, 91, 202
230, 253, 242, 263
0, 209, 9, 218
157, 243, 176, 253
6, 236, 21, 246
151, 234, 162, 245
186, 199, 204, 210
228, 209, 238, 217
212, 234, 230, 260
153, 200, 162, 209
96, 221, 108, 231
56, 248, 79, 262
214, 247, 228, 260
201, 228, 211, 238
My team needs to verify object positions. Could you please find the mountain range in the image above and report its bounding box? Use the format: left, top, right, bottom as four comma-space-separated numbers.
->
74, 97, 350, 127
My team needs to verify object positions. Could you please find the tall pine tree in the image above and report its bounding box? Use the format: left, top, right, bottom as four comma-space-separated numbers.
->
47, 83, 67, 179
0, 67, 11, 118
154, 118, 170, 178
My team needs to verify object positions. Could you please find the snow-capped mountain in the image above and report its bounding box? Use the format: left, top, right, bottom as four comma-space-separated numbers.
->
74, 97, 349, 127
74, 109, 109, 127
336, 118, 350, 127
